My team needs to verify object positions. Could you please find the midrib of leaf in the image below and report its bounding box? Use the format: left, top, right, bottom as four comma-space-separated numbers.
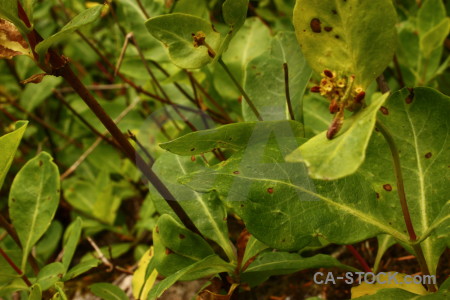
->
21, 169, 46, 270
102, 288, 123, 300
220, 173, 409, 242
335, 0, 356, 75
175, 157, 235, 262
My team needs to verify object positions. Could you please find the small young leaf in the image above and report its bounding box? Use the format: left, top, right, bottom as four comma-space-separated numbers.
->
89, 283, 128, 300
8, 151, 60, 270
145, 13, 222, 69
241, 236, 269, 269
35, 5, 104, 58
62, 260, 101, 281
293, 0, 397, 89
62, 217, 82, 272
36, 262, 65, 291
223, 0, 248, 32
28, 284, 42, 300
0, 121, 27, 191
286, 92, 390, 180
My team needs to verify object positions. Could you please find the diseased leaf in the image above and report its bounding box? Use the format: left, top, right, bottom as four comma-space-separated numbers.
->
293, 0, 397, 89
8, 151, 60, 270
243, 31, 312, 121
35, 5, 104, 58
145, 13, 222, 69
0, 121, 27, 192
359, 87, 450, 275
0, 0, 30, 34
286, 93, 390, 180
132, 247, 158, 300
163, 121, 410, 250
0, 19, 32, 59
28, 284, 42, 300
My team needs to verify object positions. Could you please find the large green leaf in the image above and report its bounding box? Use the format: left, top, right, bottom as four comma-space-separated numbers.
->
148, 255, 234, 300
243, 31, 312, 121
162, 121, 409, 250
286, 93, 390, 180
293, 0, 397, 89
150, 152, 235, 262
145, 13, 222, 69
242, 252, 357, 286
0, 121, 27, 192
35, 5, 104, 58
359, 87, 450, 275
8, 151, 60, 270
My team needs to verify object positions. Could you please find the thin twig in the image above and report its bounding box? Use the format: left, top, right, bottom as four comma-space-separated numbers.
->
219, 58, 263, 121
128, 130, 155, 165
87, 237, 114, 272
393, 55, 405, 88
0, 247, 32, 286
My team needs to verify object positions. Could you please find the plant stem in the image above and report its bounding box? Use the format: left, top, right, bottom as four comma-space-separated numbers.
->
283, 63, 295, 121
218, 58, 263, 121
346, 245, 371, 272
0, 247, 32, 287
376, 120, 436, 292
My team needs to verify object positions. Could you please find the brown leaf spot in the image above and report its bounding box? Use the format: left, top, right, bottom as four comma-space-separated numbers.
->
324, 70, 334, 78
383, 184, 392, 191
267, 187, 274, 194
335, 35, 340, 39
191, 155, 196, 161
155, 226, 159, 233
376, 192, 380, 199
190, 147, 196, 151
310, 18, 322, 33
179, 234, 185, 239
425, 152, 432, 159
380, 106, 389, 115
405, 88, 414, 104
38, 160, 43, 167
165, 248, 173, 255
233, 170, 240, 174
324, 26, 333, 32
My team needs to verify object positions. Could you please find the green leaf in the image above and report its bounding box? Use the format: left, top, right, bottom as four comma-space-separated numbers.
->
28, 284, 42, 300
148, 255, 234, 300
286, 93, 390, 180
242, 252, 357, 286
419, 18, 450, 59
62, 217, 82, 272
359, 87, 450, 275
23, 0, 36, 23
223, 0, 248, 32
35, 5, 104, 58
9, 151, 60, 270
36, 262, 65, 291
373, 235, 396, 273
89, 283, 128, 300
145, 13, 222, 69
35, 221, 63, 263
241, 236, 269, 270
20, 76, 62, 112
62, 259, 101, 281
417, 0, 447, 34
293, 0, 397, 88
243, 31, 312, 121
0, 0, 30, 34
0, 121, 27, 192
164, 121, 409, 250
160, 120, 304, 155
150, 153, 235, 262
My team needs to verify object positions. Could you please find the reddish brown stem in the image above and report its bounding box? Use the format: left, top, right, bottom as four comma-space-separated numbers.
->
346, 245, 371, 272
0, 247, 32, 287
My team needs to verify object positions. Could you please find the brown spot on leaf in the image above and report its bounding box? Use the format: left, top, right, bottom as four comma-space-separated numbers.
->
383, 184, 392, 191
332, 9, 338, 15
155, 226, 159, 233
165, 248, 173, 255
179, 234, 185, 239
190, 148, 195, 151
324, 70, 334, 78
376, 192, 380, 199
380, 106, 389, 115
406, 88, 414, 104
191, 155, 196, 161
335, 35, 340, 39
310, 18, 322, 33
425, 152, 432, 159
267, 187, 274, 194
324, 26, 333, 32
233, 170, 240, 174
38, 160, 43, 167
0, 19, 30, 59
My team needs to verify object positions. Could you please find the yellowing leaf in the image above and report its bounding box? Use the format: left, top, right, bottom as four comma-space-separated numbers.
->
132, 247, 158, 300
351, 272, 428, 298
